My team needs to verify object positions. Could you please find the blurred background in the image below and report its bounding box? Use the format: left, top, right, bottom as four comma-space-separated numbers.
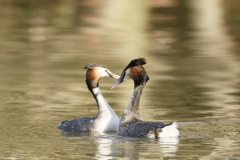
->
0, 0, 240, 159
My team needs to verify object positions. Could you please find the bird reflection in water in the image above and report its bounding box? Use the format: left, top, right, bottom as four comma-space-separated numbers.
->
60, 131, 179, 159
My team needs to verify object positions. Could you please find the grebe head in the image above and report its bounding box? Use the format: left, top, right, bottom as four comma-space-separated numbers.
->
111, 58, 149, 89
84, 63, 120, 90
84, 63, 120, 79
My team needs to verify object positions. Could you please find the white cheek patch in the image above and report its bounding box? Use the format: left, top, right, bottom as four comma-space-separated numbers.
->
123, 70, 131, 81
97, 67, 109, 78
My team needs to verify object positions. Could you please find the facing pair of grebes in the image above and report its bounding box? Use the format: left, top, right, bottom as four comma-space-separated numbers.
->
58, 58, 180, 139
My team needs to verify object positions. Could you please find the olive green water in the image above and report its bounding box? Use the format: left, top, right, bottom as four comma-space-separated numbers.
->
1, 0, 240, 159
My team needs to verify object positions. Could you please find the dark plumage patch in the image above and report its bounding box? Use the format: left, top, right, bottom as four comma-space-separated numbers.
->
123, 57, 146, 71
117, 121, 166, 138
146, 75, 149, 82
84, 63, 107, 70
58, 117, 95, 131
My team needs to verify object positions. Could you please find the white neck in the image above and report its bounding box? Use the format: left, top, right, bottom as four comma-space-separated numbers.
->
92, 87, 112, 112
92, 87, 119, 131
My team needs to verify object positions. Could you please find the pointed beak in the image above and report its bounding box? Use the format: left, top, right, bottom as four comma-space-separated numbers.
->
107, 71, 120, 79
111, 74, 124, 89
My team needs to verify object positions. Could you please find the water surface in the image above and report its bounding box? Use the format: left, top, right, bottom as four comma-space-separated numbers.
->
0, 0, 240, 159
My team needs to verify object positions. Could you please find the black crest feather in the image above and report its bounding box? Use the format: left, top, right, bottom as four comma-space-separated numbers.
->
84, 63, 107, 70
124, 58, 146, 71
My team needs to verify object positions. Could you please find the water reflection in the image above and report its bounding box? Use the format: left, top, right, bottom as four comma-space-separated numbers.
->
60, 131, 179, 160
159, 138, 179, 157
95, 137, 116, 160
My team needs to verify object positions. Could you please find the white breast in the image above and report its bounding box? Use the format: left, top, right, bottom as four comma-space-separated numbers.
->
92, 87, 119, 132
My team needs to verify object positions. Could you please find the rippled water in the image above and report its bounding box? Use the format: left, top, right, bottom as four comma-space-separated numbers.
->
0, 0, 240, 159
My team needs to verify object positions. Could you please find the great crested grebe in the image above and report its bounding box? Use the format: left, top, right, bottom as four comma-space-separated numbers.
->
111, 58, 180, 138
58, 63, 119, 132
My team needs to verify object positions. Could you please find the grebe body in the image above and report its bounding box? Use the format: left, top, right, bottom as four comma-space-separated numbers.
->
111, 58, 180, 138
58, 63, 119, 132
